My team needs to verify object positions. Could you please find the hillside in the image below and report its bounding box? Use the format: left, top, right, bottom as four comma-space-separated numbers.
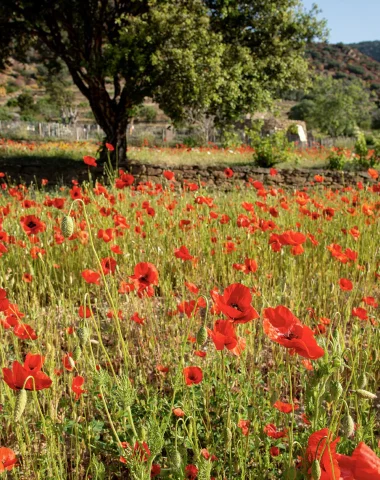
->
349, 41, 380, 63
306, 42, 380, 103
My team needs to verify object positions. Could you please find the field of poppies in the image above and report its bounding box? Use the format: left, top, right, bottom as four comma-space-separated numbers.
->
0, 154, 379, 479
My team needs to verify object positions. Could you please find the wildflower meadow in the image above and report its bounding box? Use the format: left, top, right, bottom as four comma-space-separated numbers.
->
0, 152, 379, 479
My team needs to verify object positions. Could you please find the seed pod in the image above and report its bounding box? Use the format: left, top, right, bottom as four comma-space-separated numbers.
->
15, 389, 28, 422
77, 327, 90, 346
311, 459, 321, 480
329, 380, 343, 402
73, 346, 82, 362
357, 373, 368, 389
61, 215, 74, 238
136, 425, 147, 442
355, 389, 377, 400
196, 325, 208, 346
225, 427, 232, 449
341, 412, 355, 437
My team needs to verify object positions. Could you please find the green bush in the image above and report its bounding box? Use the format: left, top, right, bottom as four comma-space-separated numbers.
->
327, 147, 347, 170
0, 106, 13, 121
253, 132, 293, 168
136, 105, 157, 123
347, 64, 365, 75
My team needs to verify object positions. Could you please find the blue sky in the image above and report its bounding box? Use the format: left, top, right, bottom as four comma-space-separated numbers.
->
301, 0, 380, 44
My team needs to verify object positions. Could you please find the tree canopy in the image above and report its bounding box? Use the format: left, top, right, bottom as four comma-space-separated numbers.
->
289, 76, 373, 136
0, 0, 327, 163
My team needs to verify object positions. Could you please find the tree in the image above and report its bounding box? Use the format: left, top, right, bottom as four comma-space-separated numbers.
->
0, 0, 326, 165
289, 76, 373, 136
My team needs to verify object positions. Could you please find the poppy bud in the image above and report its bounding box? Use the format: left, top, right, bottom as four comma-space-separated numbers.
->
196, 325, 208, 346
168, 448, 182, 470
247, 404, 254, 419
329, 380, 343, 402
136, 425, 147, 442
77, 327, 90, 346
311, 459, 321, 480
15, 389, 27, 422
73, 346, 82, 362
61, 215, 74, 238
357, 373, 368, 389
225, 427, 232, 449
341, 412, 355, 438
355, 389, 377, 400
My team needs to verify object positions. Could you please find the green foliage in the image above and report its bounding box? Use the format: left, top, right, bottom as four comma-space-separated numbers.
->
0, 106, 12, 120
135, 105, 157, 124
253, 132, 293, 168
347, 64, 365, 75
354, 131, 369, 167
0, 0, 327, 163
327, 147, 347, 170
290, 76, 372, 136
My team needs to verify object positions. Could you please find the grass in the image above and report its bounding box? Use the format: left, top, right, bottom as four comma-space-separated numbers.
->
0, 137, 335, 168
0, 164, 379, 479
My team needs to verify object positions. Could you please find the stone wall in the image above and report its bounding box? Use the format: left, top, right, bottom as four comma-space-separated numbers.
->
0, 157, 377, 189
129, 162, 377, 190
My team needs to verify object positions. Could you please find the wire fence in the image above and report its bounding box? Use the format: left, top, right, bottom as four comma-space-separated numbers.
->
0, 120, 356, 149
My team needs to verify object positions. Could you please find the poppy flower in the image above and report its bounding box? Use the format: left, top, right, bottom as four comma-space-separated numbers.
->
0, 289, 9, 312
368, 168, 379, 180
71, 376, 86, 400
175, 245, 194, 261
263, 306, 325, 359
273, 400, 299, 414
105, 143, 114, 151
352, 307, 368, 321
13, 323, 37, 340
131, 312, 145, 325
263, 424, 288, 439
22, 273, 33, 283
212, 283, 259, 324
183, 366, 203, 385
270, 168, 278, 176
0, 447, 17, 472
83, 155, 97, 167
306, 428, 341, 480
151, 464, 161, 477
3, 353, 52, 391
163, 170, 175, 181
81, 269, 101, 285
173, 407, 185, 417
185, 282, 199, 294
63, 353, 75, 371
185, 464, 199, 479
101, 257, 117, 275
224, 168, 233, 178
20, 215, 46, 236
208, 319, 238, 351
237, 419, 250, 436
232, 258, 258, 274
337, 441, 380, 479
79, 305, 91, 318
362, 297, 378, 308
130, 262, 159, 288
339, 278, 353, 291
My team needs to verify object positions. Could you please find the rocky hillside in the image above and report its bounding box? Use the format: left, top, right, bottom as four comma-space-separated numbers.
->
349, 41, 380, 63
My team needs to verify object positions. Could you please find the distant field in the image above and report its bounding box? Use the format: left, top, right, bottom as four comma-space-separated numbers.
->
0, 138, 335, 169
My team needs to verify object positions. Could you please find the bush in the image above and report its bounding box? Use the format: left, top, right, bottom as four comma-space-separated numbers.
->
347, 64, 365, 75
371, 109, 380, 130
253, 132, 294, 168
136, 105, 157, 123
327, 147, 347, 170
0, 106, 12, 121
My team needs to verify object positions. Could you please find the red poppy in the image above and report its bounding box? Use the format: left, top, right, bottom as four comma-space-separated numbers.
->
63, 353, 75, 371
352, 307, 368, 321
263, 424, 288, 439
339, 278, 353, 291
273, 400, 299, 414
79, 305, 91, 318
83, 155, 97, 167
151, 464, 161, 477
269, 168, 278, 176
208, 319, 238, 351
183, 366, 203, 385
163, 170, 175, 181
105, 143, 115, 151
0, 289, 9, 312
263, 306, 325, 359
232, 258, 258, 274
211, 283, 259, 324
224, 167, 233, 178
131, 312, 145, 325
22, 273, 33, 283
72, 376, 86, 400
337, 442, 380, 479
101, 257, 117, 275
81, 269, 101, 285
3, 353, 52, 391
368, 168, 379, 180
306, 428, 341, 480
185, 464, 199, 479
13, 323, 37, 340
237, 419, 250, 436
20, 215, 46, 236
173, 407, 185, 417
175, 245, 194, 261
0, 447, 17, 472
362, 297, 378, 308
185, 282, 199, 294
130, 262, 159, 289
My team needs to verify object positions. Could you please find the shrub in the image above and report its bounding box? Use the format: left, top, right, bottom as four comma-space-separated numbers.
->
253, 132, 294, 168
327, 147, 347, 170
136, 105, 157, 123
347, 64, 365, 75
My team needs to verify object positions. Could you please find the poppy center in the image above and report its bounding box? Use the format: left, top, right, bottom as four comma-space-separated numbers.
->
282, 332, 298, 340
27, 221, 37, 229
230, 303, 243, 311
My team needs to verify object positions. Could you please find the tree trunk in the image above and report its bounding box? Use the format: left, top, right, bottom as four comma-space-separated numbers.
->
100, 120, 128, 168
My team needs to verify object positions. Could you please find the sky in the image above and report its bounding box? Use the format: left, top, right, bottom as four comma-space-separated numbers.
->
301, 0, 380, 44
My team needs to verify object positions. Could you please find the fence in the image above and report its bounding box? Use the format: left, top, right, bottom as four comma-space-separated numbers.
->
0, 120, 356, 149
